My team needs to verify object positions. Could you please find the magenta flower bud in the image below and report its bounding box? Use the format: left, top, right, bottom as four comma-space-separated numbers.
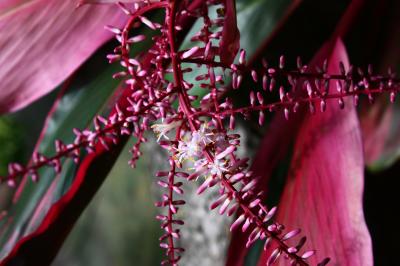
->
242, 218, 251, 232
104, 25, 121, 35
230, 214, 245, 232
181, 46, 200, 59
301, 250, 316, 259
250, 91, 255, 106
282, 229, 301, 241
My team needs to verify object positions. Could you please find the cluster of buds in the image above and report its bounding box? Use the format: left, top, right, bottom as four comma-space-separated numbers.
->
197, 53, 400, 123
155, 119, 328, 265
155, 158, 186, 265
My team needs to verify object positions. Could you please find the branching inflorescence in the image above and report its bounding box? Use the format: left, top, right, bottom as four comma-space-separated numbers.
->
1, 0, 400, 265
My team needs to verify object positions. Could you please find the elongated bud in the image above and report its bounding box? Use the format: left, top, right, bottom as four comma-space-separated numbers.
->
284, 108, 290, 120
104, 25, 121, 34
251, 70, 258, 82
257, 92, 264, 105
259, 111, 265, 126
262, 75, 268, 90
267, 248, 282, 266
230, 214, 245, 232
229, 115, 235, 130
269, 78, 275, 92
139, 16, 156, 30
279, 86, 285, 101
250, 91, 255, 106
181, 46, 200, 59
301, 250, 316, 259
282, 229, 301, 241
279, 55, 285, 69
239, 49, 246, 65
390, 91, 396, 103
320, 100, 326, 112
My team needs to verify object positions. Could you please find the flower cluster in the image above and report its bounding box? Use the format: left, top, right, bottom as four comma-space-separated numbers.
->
155, 117, 324, 265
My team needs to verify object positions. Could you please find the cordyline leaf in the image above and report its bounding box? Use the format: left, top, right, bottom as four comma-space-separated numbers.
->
0, 0, 33, 16
0, 0, 126, 114
257, 39, 372, 266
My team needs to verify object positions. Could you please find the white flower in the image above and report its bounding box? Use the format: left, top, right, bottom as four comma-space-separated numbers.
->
176, 137, 202, 163
193, 124, 214, 145
174, 124, 214, 163
208, 157, 228, 176
189, 157, 228, 180
151, 120, 181, 141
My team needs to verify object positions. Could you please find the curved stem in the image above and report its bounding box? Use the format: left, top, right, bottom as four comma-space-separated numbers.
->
167, 0, 197, 131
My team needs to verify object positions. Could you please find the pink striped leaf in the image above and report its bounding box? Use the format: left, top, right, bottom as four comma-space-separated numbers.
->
0, 0, 126, 114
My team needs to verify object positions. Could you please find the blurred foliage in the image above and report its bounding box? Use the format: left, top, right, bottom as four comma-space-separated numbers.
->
0, 85, 59, 213
54, 139, 162, 266
0, 117, 23, 210
0, 118, 22, 177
